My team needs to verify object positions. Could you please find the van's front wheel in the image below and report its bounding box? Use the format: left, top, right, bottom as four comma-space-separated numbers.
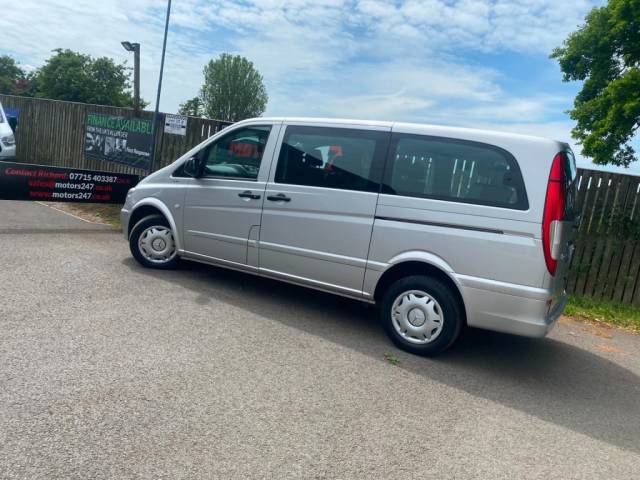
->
129, 215, 179, 269
380, 275, 463, 356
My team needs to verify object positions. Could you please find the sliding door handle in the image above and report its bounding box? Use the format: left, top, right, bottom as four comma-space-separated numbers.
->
267, 193, 291, 202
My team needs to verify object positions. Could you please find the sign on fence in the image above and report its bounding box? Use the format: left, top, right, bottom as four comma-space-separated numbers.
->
0, 161, 138, 204
0, 94, 232, 175
84, 113, 153, 170
164, 114, 188, 136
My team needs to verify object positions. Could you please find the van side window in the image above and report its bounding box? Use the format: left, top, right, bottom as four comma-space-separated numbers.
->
382, 135, 528, 210
274, 126, 388, 192
201, 126, 271, 180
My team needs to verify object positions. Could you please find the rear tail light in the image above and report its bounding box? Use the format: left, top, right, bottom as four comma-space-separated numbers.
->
542, 153, 566, 276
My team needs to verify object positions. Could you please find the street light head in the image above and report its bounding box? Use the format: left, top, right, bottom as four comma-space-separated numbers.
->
121, 41, 139, 52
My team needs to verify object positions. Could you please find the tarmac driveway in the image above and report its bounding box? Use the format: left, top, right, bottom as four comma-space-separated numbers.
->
1, 201, 639, 479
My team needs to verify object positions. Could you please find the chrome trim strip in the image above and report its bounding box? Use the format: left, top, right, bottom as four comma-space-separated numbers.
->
365, 260, 388, 272
374, 216, 504, 235
181, 250, 258, 272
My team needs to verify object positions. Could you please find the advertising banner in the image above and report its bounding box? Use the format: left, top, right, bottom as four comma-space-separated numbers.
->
0, 161, 139, 204
164, 114, 188, 136
84, 113, 153, 170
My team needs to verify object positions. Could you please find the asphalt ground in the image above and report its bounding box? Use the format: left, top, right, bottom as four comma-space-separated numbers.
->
1, 200, 639, 479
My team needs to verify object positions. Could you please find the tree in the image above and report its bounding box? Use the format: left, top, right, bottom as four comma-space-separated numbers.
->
29, 49, 142, 108
179, 97, 203, 117
0, 55, 26, 95
551, 0, 640, 167
199, 54, 268, 122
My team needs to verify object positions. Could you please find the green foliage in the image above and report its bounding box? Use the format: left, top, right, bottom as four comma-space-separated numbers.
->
178, 97, 203, 117
0, 55, 26, 95
578, 211, 640, 239
551, 0, 640, 167
384, 353, 401, 365
29, 49, 142, 108
198, 54, 268, 122
607, 211, 640, 238
566, 295, 640, 331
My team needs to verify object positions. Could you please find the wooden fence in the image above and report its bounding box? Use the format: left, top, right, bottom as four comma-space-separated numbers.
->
0, 94, 229, 177
568, 168, 640, 305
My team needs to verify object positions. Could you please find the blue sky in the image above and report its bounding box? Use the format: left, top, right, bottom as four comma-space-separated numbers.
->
1, 0, 638, 173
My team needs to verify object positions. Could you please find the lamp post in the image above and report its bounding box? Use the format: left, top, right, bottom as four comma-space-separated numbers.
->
121, 41, 141, 116
148, 0, 172, 174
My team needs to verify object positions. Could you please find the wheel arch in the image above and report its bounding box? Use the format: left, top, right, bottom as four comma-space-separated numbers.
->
373, 260, 467, 324
128, 199, 180, 250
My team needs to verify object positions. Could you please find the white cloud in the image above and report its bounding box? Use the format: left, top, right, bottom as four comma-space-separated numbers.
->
356, 0, 598, 54
0, 0, 613, 173
0, 0, 211, 112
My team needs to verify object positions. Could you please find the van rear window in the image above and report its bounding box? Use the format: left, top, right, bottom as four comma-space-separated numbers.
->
382, 134, 528, 210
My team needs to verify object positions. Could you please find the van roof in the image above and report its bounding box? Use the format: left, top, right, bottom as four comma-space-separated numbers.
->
242, 116, 567, 148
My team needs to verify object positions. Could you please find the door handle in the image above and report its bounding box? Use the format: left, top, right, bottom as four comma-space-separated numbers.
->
267, 193, 291, 202
238, 190, 261, 200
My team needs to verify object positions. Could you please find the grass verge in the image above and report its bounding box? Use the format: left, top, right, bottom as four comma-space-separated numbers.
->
565, 296, 640, 333
46, 203, 123, 228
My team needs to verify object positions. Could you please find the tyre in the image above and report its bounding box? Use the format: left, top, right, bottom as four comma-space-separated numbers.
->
129, 215, 179, 269
379, 275, 463, 356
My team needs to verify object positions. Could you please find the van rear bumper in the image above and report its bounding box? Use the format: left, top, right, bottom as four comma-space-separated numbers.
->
459, 277, 567, 338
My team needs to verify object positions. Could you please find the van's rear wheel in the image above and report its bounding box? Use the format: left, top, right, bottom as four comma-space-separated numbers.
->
380, 275, 463, 356
129, 215, 179, 269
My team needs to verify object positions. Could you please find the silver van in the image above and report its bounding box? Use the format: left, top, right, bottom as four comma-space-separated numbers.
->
121, 118, 577, 355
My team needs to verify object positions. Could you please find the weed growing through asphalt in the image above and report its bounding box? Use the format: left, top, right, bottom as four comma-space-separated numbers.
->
384, 353, 401, 365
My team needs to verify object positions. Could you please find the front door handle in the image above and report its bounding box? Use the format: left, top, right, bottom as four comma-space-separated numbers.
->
267, 193, 291, 202
238, 190, 261, 200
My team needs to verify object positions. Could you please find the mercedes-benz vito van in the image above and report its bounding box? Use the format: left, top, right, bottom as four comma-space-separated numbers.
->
121, 118, 577, 355
0, 101, 16, 160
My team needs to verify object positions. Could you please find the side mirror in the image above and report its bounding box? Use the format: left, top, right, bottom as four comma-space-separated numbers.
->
183, 155, 203, 178
7, 117, 17, 133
